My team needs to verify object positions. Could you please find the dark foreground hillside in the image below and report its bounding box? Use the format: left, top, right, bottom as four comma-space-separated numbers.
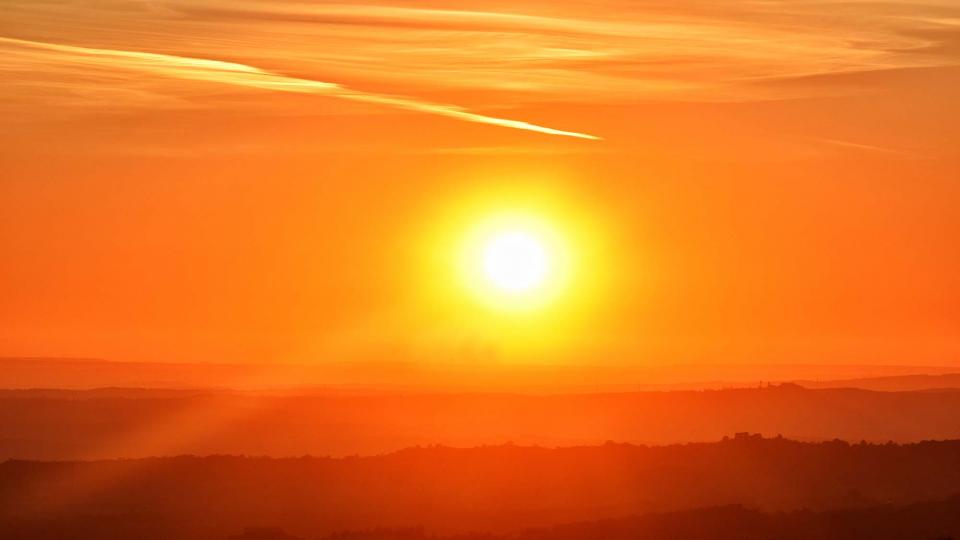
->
3, 436, 960, 539
306, 496, 960, 540
6, 487, 960, 540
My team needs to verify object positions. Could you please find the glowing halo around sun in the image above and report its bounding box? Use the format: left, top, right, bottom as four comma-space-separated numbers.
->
456, 210, 575, 313
416, 181, 610, 342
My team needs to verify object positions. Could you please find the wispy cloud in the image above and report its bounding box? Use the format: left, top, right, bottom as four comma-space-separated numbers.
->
807, 137, 923, 158
2, 0, 958, 143
0, 36, 599, 139
158, 0, 960, 101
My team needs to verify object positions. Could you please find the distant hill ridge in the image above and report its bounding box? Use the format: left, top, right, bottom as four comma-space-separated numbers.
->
2, 357, 958, 392
791, 373, 960, 392
3, 384, 960, 459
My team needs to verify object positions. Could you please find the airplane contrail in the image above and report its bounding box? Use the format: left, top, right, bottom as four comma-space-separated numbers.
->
0, 36, 601, 140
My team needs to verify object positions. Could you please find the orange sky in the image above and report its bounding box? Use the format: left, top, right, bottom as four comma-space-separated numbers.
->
1, 0, 958, 369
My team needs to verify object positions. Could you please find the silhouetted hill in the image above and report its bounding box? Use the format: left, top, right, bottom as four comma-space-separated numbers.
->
793, 373, 960, 392
314, 496, 960, 540
3, 385, 960, 459
3, 437, 960, 538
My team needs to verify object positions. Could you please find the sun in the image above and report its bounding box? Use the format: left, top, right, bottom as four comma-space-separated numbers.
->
453, 210, 572, 312
420, 183, 604, 320
482, 230, 550, 293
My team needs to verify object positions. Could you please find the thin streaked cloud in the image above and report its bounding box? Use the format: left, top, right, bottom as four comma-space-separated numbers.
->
807, 137, 924, 158
0, 36, 599, 139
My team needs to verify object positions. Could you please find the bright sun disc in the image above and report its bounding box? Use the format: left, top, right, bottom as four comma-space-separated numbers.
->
445, 198, 590, 314
482, 231, 549, 293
